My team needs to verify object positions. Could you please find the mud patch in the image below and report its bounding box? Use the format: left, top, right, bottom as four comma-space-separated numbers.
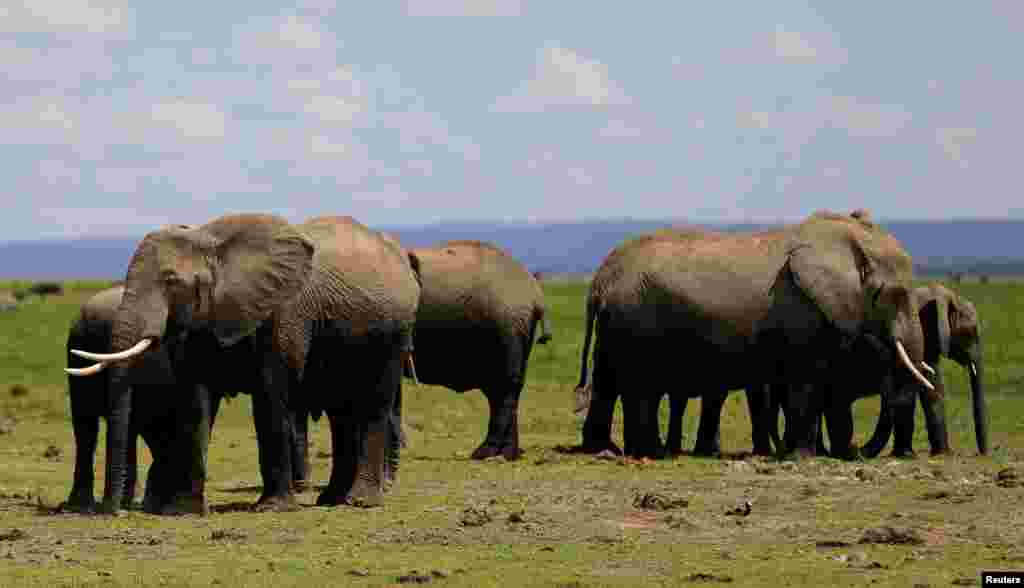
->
633, 492, 689, 511
858, 526, 925, 546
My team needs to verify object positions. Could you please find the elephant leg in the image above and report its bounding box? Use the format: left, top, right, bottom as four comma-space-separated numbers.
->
890, 399, 918, 459
345, 345, 400, 507
861, 392, 893, 458
621, 390, 660, 459
745, 384, 774, 456
291, 407, 311, 491
66, 392, 100, 512
472, 381, 524, 461
919, 367, 951, 456
318, 410, 357, 506
386, 378, 402, 489
782, 383, 821, 460
121, 432, 138, 509
666, 393, 688, 457
692, 390, 725, 457
250, 356, 298, 512
578, 336, 621, 455
823, 401, 859, 460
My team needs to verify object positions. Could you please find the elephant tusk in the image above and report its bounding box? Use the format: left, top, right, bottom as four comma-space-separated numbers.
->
71, 338, 152, 362
920, 362, 936, 375
404, 352, 419, 386
65, 362, 106, 376
895, 340, 935, 392
969, 362, 977, 378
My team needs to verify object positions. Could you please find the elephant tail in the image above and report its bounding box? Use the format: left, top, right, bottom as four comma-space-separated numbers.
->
574, 288, 597, 414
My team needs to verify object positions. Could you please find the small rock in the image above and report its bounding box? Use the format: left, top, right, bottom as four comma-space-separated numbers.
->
858, 526, 925, 546
0, 530, 28, 542
996, 468, 1020, 488
43, 445, 61, 460
633, 492, 689, 511
459, 506, 492, 527
725, 501, 752, 517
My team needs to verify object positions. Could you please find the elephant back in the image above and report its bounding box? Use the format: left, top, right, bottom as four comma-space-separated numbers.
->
409, 240, 542, 333
293, 216, 420, 325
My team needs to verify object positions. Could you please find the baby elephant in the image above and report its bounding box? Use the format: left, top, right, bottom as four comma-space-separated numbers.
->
404, 239, 552, 460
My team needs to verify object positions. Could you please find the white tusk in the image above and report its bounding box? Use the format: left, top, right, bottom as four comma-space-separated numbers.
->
895, 340, 935, 392
969, 362, 978, 378
65, 362, 106, 376
70, 338, 152, 362
920, 362, 936, 375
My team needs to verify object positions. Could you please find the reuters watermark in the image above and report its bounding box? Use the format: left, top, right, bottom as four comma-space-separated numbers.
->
983, 571, 1024, 586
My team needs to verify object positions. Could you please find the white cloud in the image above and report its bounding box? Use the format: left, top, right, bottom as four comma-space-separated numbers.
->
38, 159, 82, 187
738, 96, 911, 140
599, 119, 644, 139
36, 207, 176, 238
935, 127, 977, 168
384, 109, 481, 161
404, 0, 522, 16
0, 0, 130, 35
149, 101, 228, 141
773, 29, 818, 62
303, 95, 364, 123
308, 134, 351, 157
492, 45, 631, 112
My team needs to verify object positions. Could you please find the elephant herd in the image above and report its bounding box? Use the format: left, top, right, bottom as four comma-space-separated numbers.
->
60, 210, 988, 517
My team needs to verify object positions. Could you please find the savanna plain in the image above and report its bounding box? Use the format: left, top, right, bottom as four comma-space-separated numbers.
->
1, 278, 1023, 587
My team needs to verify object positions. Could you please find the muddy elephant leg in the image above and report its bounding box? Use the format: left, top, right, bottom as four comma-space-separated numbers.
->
385, 380, 402, 489
344, 345, 400, 507
666, 392, 688, 457
472, 381, 524, 461
578, 336, 621, 455
692, 390, 725, 457
782, 383, 821, 460
318, 410, 357, 506
861, 390, 893, 458
121, 432, 138, 509
918, 367, 951, 456
66, 390, 100, 512
250, 353, 298, 512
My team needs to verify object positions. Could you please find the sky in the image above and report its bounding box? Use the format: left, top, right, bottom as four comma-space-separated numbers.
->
1, 1, 1022, 240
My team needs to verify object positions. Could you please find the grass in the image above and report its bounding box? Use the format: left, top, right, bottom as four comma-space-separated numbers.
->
0, 278, 1022, 587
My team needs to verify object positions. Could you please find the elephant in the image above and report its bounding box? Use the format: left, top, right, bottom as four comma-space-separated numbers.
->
857, 284, 987, 457
64, 285, 221, 514
573, 210, 936, 460
402, 239, 552, 460
66, 214, 420, 513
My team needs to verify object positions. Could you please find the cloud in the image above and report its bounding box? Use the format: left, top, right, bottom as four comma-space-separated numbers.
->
0, 0, 131, 35
772, 29, 818, 62
935, 127, 977, 168
492, 45, 631, 112
404, 0, 521, 16
148, 101, 228, 141
599, 119, 645, 139
738, 96, 912, 140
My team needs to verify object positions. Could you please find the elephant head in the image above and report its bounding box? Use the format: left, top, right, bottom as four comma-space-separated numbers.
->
917, 283, 987, 454
786, 211, 934, 396
65, 214, 315, 512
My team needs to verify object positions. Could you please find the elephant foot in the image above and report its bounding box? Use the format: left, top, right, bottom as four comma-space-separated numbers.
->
577, 438, 622, 456
253, 492, 299, 513
890, 447, 918, 460
691, 445, 722, 459
471, 443, 523, 461
781, 447, 817, 462
292, 479, 312, 492
161, 494, 209, 517
60, 491, 96, 514
345, 478, 385, 509
930, 447, 955, 458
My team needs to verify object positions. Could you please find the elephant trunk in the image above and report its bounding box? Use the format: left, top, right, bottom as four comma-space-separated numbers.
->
968, 346, 989, 455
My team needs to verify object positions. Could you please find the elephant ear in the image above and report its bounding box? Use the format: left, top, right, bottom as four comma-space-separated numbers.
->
205, 214, 316, 346
786, 242, 872, 335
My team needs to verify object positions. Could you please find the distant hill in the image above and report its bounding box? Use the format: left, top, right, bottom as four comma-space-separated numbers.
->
2, 219, 1022, 279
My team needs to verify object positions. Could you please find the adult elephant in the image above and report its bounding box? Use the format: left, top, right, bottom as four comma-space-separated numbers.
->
403, 239, 552, 460
63, 285, 214, 514
859, 284, 987, 457
573, 210, 935, 460
66, 214, 419, 513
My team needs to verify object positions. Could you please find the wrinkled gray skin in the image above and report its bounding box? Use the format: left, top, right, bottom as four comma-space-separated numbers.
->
403, 239, 552, 460
859, 284, 987, 457
67, 214, 419, 514
574, 210, 933, 460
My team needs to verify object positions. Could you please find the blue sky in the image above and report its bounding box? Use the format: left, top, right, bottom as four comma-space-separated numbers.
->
2, 1, 1021, 240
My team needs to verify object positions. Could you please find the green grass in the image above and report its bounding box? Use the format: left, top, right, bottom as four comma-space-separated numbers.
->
1, 278, 1022, 587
